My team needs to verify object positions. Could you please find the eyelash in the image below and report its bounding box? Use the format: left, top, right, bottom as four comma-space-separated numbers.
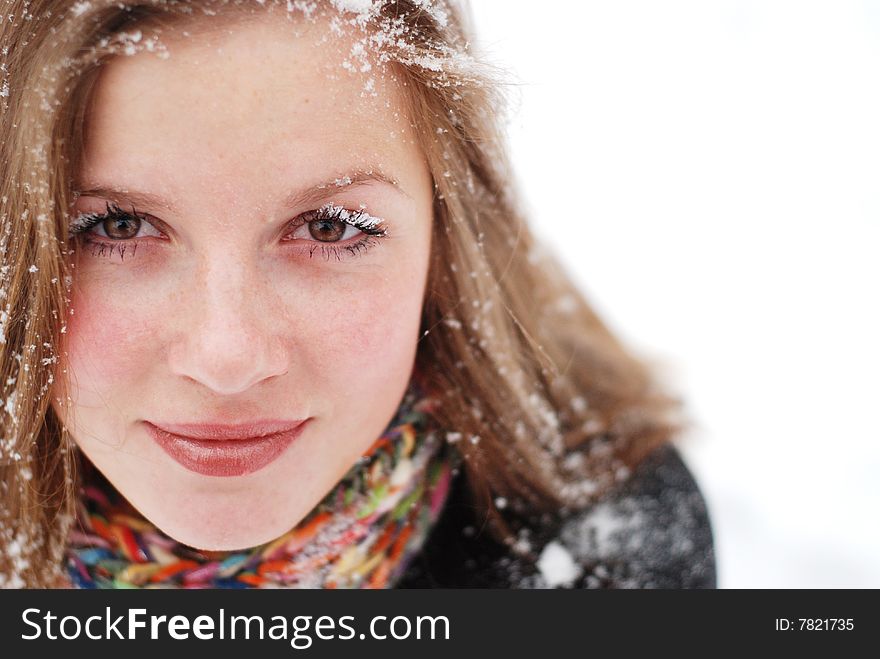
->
68, 201, 389, 262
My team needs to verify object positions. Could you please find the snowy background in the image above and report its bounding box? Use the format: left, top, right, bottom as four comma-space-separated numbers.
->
469, 0, 880, 588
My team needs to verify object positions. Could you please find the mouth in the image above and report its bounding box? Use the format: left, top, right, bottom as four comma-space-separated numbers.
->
144, 419, 309, 477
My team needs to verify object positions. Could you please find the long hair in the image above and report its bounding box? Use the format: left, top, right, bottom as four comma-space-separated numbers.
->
0, 0, 685, 587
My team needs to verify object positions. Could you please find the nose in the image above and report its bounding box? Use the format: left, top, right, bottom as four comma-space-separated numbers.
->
167, 254, 289, 395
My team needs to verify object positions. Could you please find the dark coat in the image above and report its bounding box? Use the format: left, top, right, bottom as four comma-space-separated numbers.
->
397, 443, 717, 588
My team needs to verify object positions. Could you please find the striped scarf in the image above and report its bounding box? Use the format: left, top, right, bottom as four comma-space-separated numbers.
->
65, 384, 459, 589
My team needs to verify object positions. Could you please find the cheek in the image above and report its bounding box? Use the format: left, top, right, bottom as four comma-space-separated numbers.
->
61, 282, 160, 399
310, 272, 425, 379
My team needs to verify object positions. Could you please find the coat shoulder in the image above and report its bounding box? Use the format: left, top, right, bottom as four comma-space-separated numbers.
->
550, 442, 718, 588
397, 442, 717, 589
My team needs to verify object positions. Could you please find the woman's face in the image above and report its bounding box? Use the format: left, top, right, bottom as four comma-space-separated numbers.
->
52, 14, 433, 550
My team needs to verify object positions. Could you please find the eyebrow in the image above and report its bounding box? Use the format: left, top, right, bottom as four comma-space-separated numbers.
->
73, 169, 407, 215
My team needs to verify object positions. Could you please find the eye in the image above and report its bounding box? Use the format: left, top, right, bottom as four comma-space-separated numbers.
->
282, 204, 387, 244
281, 204, 388, 262
291, 212, 362, 243
69, 201, 164, 241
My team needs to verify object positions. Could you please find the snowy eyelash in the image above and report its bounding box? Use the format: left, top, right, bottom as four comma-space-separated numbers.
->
68, 201, 148, 237
283, 203, 388, 262
297, 203, 388, 238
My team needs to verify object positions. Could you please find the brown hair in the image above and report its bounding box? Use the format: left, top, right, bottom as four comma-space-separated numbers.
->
0, 0, 686, 587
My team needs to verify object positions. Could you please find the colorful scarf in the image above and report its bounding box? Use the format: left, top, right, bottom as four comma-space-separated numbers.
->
65, 383, 459, 589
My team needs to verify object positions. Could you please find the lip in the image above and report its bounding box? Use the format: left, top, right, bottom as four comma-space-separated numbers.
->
145, 419, 309, 477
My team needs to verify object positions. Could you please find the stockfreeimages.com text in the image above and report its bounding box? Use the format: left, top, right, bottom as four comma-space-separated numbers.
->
21, 607, 450, 648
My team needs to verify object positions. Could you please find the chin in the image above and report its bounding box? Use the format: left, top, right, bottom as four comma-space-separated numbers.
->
139, 488, 305, 551
158, 515, 295, 552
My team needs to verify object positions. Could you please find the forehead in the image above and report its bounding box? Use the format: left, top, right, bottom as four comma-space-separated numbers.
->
80, 12, 417, 196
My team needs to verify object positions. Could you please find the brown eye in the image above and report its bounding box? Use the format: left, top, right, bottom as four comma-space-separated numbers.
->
282, 204, 385, 249
307, 218, 347, 242
104, 215, 141, 240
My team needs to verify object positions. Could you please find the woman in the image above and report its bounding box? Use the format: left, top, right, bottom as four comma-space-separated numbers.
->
0, 0, 715, 588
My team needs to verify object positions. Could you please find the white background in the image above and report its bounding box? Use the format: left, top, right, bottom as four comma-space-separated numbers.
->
469, 0, 880, 587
